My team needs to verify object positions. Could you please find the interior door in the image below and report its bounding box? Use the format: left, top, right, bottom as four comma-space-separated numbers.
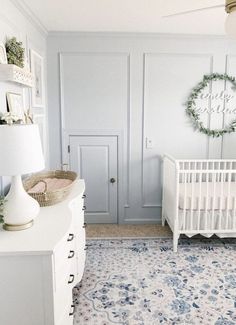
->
69, 135, 118, 223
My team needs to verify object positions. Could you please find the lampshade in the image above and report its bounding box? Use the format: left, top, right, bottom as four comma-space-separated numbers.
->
0, 124, 45, 176
225, 10, 236, 39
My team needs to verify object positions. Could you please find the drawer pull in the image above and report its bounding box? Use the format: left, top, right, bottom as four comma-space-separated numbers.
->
68, 250, 75, 259
82, 206, 86, 211
69, 304, 75, 316
82, 194, 86, 199
67, 233, 74, 242
83, 223, 87, 228
68, 274, 75, 284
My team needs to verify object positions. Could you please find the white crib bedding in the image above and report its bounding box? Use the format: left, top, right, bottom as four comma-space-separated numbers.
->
179, 182, 236, 210
178, 209, 236, 238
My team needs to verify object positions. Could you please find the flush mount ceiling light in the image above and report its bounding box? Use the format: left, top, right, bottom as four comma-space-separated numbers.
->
163, 0, 236, 39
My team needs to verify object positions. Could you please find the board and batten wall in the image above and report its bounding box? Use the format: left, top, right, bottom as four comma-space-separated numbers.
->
0, 0, 48, 194
47, 32, 236, 224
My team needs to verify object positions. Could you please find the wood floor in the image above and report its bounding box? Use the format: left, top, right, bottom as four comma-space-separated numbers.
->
86, 224, 172, 238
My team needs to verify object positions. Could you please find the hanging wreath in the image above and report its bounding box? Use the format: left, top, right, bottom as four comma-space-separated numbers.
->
185, 73, 236, 137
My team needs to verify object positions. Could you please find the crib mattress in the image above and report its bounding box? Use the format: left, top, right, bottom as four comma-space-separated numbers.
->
179, 182, 236, 210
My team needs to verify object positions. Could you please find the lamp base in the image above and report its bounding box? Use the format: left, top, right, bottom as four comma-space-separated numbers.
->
3, 220, 34, 231
4, 175, 40, 229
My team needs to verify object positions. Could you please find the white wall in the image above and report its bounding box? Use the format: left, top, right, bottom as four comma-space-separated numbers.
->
47, 32, 236, 223
0, 0, 48, 194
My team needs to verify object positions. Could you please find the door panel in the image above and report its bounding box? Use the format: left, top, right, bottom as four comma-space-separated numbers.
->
80, 146, 109, 212
69, 136, 118, 223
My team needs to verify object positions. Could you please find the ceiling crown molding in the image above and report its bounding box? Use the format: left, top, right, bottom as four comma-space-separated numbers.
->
48, 31, 227, 40
10, 0, 48, 37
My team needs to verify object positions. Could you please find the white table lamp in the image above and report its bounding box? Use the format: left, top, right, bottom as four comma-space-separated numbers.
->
0, 124, 45, 231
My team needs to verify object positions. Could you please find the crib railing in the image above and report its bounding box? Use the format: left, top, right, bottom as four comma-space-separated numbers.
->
162, 155, 236, 252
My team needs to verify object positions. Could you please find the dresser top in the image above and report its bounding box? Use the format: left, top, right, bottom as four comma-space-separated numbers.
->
0, 180, 85, 256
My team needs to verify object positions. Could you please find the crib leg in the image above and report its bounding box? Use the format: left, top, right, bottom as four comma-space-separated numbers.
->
173, 232, 179, 253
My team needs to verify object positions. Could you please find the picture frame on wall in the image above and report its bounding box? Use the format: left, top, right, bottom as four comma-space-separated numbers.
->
6, 92, 25, 122
30, 49, 44, 107
0, 43, 7, 64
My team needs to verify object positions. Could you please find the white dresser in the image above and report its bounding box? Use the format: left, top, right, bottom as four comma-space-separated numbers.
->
0, 180, 86, 325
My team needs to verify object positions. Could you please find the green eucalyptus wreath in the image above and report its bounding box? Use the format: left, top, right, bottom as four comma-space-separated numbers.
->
186, 73, 236, 137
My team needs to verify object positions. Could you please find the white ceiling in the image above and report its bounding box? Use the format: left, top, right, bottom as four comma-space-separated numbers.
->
20, 0, 227, 35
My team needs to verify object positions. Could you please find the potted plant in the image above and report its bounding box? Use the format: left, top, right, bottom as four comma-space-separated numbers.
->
5, 37, 24, 68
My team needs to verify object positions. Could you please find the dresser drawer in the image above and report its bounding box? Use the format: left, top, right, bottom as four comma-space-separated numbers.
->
54, 280, 73, 324
55, 249, 77, 289
75, 226, 85, 246
54, 227, 76, 272
70, 197, 83, 214
71, 199, 84, 228
77, 250, 86, 282
58, 300, 74, 325
74, 211, 84, 229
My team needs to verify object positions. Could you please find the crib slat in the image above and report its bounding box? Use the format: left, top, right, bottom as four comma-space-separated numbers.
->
226, 167, 232, 230
197, 165, 202, 231
211, 172, 216, 230
190, 165, 196, 231
233, 195, 236, 230
204, 172, 209, 230
219, 169, 224, 231
183, 172, 187, 231
223, 162, 226, 230
187, 162, 190, 183
217, 162, 220, 182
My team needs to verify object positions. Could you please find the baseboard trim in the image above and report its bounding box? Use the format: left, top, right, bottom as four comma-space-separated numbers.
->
123, 218, 161, 224
86, 236, 172, 240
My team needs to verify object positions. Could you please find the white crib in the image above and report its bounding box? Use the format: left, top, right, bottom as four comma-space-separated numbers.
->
162, 155, 236, 252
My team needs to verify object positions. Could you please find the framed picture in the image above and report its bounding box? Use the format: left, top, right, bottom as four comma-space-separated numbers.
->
30, 49, 44, 107
0, 43, 7, 64
6, 92, 25, 122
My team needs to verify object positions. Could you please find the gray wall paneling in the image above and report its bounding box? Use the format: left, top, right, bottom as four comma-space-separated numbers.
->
47, 33, 236, 223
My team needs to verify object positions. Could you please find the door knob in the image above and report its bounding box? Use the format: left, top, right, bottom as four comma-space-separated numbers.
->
110, 178, 116, 183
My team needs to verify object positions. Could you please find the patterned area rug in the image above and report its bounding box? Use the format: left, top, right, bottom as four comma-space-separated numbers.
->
73, 238, 236, 325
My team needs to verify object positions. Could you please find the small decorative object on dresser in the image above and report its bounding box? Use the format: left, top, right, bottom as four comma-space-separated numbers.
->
0, 180, 86, 325
0, 43, 7, 64
30, 49, 44, 107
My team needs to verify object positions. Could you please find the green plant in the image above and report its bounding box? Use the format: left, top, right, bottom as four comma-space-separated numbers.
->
5, 37, 24, 68
0, 196, 5, 224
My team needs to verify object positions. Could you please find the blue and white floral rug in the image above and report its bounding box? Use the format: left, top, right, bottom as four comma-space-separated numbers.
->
73, 238, 236, 325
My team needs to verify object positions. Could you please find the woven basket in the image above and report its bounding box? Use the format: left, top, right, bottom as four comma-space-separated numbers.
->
23, 170, 78, 207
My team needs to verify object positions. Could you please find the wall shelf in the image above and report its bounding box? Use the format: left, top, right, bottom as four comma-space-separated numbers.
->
0, 64, 33, 88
